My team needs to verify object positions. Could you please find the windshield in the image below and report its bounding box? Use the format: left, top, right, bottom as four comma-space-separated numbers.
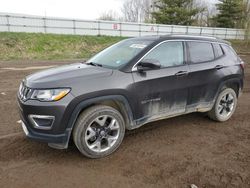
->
87, 39, 153, 69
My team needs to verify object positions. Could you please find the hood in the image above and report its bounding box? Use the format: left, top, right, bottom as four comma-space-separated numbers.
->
25, 63, 113, 88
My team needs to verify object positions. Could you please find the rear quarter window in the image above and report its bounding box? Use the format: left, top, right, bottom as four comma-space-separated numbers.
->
221, 45, 238, 62
187, 41, 215, 63
213, 43, 224, 58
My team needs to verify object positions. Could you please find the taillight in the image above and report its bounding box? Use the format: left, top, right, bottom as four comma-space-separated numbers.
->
238, 56, 245, 70
240, 61, 245, 70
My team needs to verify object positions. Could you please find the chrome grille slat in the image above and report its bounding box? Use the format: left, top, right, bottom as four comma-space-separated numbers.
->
19, 83, 32, 101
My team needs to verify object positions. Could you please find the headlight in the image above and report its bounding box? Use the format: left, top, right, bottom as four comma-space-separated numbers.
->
31, 88, 70, 102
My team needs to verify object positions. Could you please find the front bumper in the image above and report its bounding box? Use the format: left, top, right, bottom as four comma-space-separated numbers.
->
20, 120, 72, 149
17, 93, 75, 149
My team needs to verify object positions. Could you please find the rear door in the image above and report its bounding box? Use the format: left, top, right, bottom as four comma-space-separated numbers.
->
131, 41, 189, 122
186, 41, 224, 110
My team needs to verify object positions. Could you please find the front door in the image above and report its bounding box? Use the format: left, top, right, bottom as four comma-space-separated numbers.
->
131, 41, 189, 123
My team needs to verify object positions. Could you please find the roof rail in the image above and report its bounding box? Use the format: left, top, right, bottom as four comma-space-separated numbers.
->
162, 34, 217, 40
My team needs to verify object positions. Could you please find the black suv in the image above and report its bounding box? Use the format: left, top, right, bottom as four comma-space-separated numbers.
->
17, 35, 244, 158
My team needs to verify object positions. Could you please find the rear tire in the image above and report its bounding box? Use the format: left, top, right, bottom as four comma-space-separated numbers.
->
208, 88, 237, 122
73, 105, 125, 158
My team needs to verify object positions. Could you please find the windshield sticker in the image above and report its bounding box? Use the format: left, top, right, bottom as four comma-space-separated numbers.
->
130, 44, 147, 49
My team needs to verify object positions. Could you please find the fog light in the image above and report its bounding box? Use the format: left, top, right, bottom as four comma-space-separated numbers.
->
28, 115, 55, 130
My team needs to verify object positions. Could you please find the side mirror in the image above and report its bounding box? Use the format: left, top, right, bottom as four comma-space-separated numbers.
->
137, 59, 161, 72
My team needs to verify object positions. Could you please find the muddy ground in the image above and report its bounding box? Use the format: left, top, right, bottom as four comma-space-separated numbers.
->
0, 57, 249, 188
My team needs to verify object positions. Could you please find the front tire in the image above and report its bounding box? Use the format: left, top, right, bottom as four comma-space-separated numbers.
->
208, 88, 237, 122
73, 105, 125, 158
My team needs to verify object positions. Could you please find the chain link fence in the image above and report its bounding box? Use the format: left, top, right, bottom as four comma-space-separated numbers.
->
0, 12, 246, 40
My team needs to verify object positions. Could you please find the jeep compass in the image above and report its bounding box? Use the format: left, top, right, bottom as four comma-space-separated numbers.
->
17, 35, 244, 158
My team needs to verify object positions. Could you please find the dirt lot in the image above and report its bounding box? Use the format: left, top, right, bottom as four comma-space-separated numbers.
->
0, 57, 249, 188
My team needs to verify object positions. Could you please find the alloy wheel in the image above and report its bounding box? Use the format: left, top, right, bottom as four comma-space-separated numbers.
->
84, 115, 120, 153
217, 92, 235, 118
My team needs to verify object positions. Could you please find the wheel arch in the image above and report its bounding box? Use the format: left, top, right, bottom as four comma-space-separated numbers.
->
66, 95, 135, 133
218, 78, 242, 97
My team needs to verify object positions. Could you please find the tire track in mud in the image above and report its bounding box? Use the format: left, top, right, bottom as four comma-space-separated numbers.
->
0, 65, 56, 71
0, 132, 22, 140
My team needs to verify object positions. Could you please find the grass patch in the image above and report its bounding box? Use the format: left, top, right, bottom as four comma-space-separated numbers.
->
230, 40, 250, 54
0, 32, 249, 62
0, 32, 125, 61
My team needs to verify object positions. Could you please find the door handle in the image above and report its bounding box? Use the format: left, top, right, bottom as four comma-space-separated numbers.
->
175, 71, 189, 77
215, 65, 224, 70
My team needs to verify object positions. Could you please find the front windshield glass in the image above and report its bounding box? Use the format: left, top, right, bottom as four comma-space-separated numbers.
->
87, 39, 153, 69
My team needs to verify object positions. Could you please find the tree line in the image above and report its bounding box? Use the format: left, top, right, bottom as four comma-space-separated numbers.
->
99, 0, 250, 30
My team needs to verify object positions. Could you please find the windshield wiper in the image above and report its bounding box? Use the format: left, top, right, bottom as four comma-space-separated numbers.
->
86, 62, 102, 67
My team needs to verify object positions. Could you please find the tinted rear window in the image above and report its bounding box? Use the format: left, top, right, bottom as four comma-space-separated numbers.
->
213, 43, 224, 58
187, 42, 214, 63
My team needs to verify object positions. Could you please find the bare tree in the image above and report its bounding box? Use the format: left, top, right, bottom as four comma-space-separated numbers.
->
193, 0, 217, 27
243, 0, 250, 27
242, 0, 250, 40
98, 10, 120, 21
121, 0, 153, 23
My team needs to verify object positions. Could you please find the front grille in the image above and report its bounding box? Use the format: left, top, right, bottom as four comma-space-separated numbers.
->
19, 83, 32, 101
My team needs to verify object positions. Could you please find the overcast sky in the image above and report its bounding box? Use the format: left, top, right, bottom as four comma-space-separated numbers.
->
0, 0, 218, 20
0, 0, 123, 20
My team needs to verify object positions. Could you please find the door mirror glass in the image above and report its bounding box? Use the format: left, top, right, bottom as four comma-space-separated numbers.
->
137, 59, 161, 72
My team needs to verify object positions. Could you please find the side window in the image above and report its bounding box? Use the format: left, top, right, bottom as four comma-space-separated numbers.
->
187, 42, 215, 63
221, 45, 238, 62
213, 43, 224, 58
142, 41, 184, 67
